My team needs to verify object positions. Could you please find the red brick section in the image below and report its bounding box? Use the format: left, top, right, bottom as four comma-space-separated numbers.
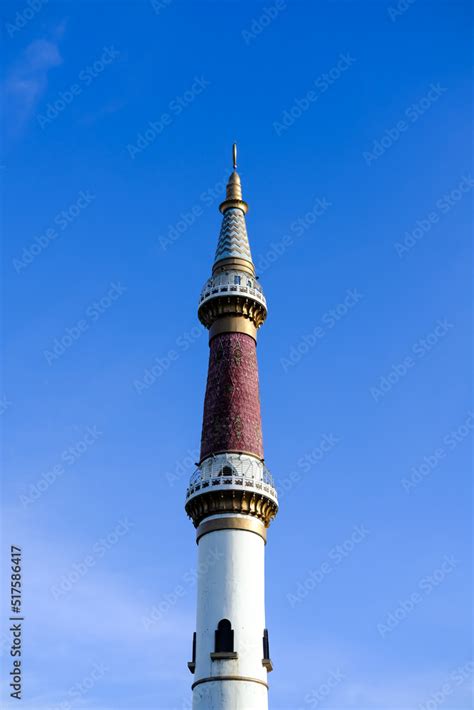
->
200, 332, 264, 461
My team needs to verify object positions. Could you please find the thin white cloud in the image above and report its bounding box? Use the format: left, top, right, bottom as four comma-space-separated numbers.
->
3, 512, 470, 710
0, 523, 192, 647
3, 36, 63, 137
0, 513, 194, 708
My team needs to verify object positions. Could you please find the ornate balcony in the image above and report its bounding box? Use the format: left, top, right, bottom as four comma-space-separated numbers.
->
185, 452, 278, 528
199, 271, 267, 310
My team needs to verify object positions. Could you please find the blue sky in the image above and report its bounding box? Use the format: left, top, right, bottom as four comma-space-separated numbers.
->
0, 0, 472, 708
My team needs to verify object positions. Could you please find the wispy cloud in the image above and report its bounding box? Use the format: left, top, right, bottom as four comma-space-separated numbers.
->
1, 509, 470, 709
2, 35, 63, 137
0, 511, 193, 708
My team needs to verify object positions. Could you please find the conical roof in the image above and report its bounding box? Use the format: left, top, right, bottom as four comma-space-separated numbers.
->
214, 208, 252, 263
213, 144, 253, 269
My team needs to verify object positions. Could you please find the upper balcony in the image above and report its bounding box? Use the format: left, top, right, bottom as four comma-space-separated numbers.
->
199, 271, 267, 311
185, 452, 278, 527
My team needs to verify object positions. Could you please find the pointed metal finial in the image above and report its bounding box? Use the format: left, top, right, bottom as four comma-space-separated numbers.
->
219, 143, 248, 214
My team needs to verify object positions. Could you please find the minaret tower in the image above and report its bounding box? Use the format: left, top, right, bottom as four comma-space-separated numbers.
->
185, 145, 279, 710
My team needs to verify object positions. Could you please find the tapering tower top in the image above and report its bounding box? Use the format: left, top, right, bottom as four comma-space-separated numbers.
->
198, 145, 266, 340
214, 144, 253, 275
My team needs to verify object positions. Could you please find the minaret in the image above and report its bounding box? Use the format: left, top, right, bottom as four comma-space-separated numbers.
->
185, 145, 278, 710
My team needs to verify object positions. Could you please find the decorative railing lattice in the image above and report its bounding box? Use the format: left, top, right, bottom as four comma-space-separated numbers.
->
199, 272, 267, 309
186, 453, 277, 503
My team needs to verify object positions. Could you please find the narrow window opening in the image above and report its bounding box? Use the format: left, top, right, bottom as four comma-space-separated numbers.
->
215, 619, 234, 652
210, 619, 238, 660
234, 275, 241, 285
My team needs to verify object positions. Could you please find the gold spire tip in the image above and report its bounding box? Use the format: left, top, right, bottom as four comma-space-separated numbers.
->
219, 143, 248, 214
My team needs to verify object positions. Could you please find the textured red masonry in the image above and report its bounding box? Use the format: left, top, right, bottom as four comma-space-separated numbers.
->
200, 332, 264, 461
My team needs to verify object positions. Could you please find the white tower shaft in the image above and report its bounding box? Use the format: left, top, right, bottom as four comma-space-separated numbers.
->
192, 519, 268, 709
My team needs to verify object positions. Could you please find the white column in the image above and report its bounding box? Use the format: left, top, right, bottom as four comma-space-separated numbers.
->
192, 518, 269, 710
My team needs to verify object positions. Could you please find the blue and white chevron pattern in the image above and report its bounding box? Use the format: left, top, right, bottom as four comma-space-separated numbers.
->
214, 208, 253, 263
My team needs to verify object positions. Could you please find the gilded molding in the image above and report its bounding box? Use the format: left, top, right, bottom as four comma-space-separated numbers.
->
199, 297, 267, 333
196, 516, 267, 544
209, 316, 257, 341
219, 197, 249, 214
185, 488, 278, 528
213, 257, 255, 276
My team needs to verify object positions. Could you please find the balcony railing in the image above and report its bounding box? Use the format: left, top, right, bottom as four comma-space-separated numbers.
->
186, 454, 277, 503
199, 272, 267, 309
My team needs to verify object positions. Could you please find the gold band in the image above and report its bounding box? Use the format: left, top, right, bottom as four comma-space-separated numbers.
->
209, 316, 257, 341
186, 487, 278, 528
219, 198, 249, 215
196, 516, 267, 543
192, 675, 268, 691
212, 257, 255, 277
